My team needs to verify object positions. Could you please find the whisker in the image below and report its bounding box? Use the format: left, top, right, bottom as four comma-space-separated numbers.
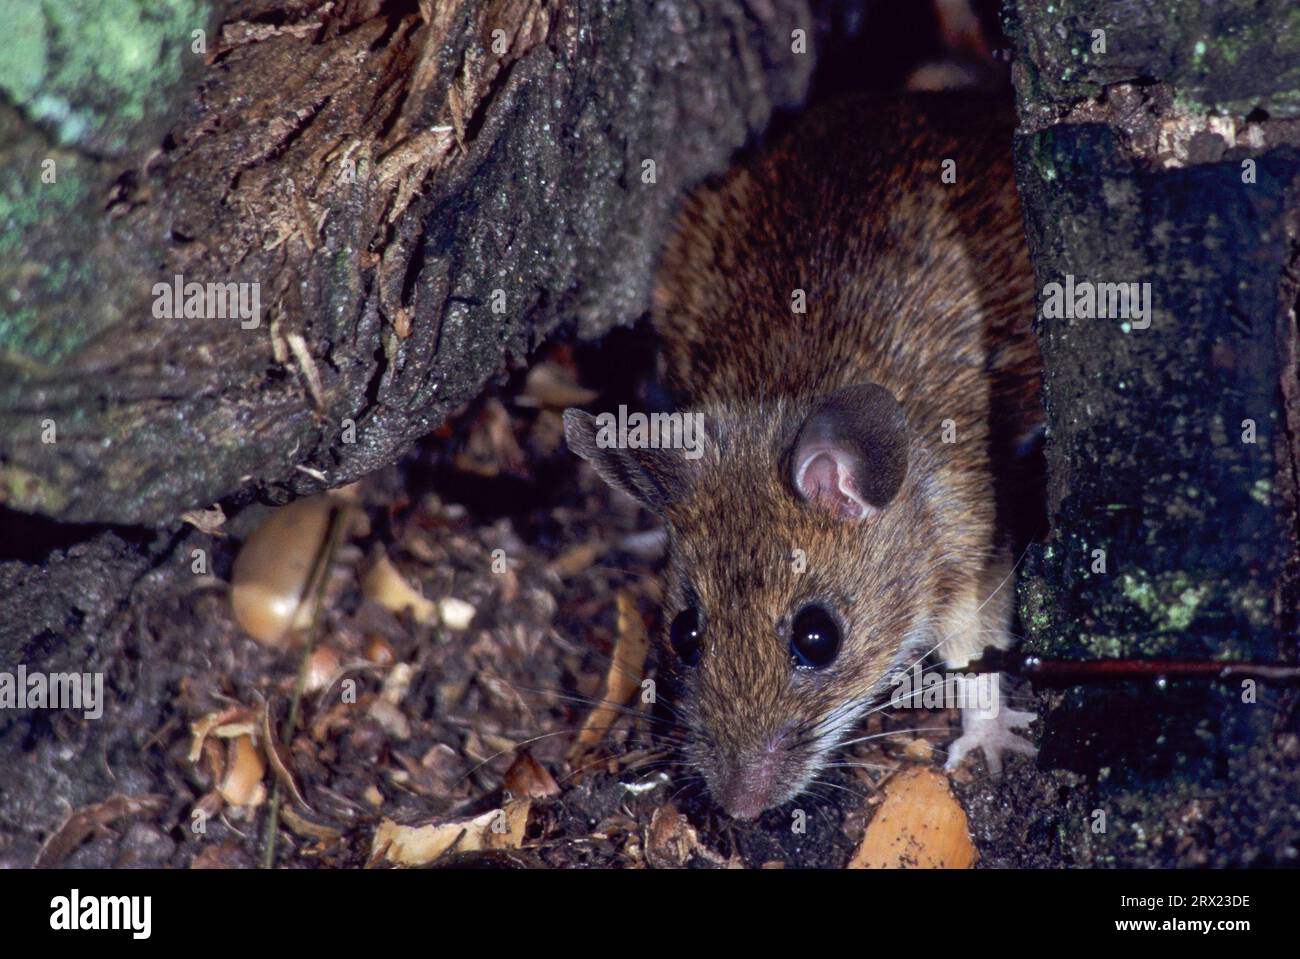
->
483, 675, 692, 734
886, 540, 1036, 679
456, 727, 591, 783
834, 726, 952, 749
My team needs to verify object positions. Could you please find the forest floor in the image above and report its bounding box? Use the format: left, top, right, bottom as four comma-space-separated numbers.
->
8, 330, 1054, 869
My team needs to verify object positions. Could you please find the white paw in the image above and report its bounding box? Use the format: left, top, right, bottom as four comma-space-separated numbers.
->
944, 705, 1037, 777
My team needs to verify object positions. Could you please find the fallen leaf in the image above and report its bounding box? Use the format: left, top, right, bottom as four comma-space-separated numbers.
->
645, 804, 700, 869
371, 799, 531, 866
503, 751, 560, 799
180, 504, 227, 536
570, 590, 649, 760
369, 699, 412, 739
848, 767, 976, 869
547, 540, 607, 579
281, 806, 343, 843
363, 549, 439, 625
34, 795, 167, 868
456, 398, 525, 477
262, 699, 312, 811
517, 360, 599, 409
188, 706, 245, 763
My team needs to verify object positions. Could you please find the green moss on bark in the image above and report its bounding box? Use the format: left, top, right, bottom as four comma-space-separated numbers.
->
0, 0, 211, 155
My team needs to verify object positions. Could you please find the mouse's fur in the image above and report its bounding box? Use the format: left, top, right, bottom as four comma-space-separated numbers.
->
566, 95, 1040, 819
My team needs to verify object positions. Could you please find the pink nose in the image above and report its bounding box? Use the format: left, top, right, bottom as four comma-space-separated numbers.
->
720, 787, 772, 821
714, 731, 791, 820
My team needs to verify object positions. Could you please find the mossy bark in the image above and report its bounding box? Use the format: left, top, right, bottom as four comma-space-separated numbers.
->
0, 0, 817, 525
996, 0, 1300, 865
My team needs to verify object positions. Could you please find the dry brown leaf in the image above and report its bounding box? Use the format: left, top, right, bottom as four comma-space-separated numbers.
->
213, 721, 257, 739
546, 540, 607, 579
645, 804, 700, 869
456, 398, 526, 477
180, 504, 227, 535
281, 806, 343, 843
189, 841, 248, 870
34, 794, 168, 868
188, 706, 246, 763
363, 549, 439, 625
517, 360, 599, 409
369, 699, 412, 739
848, 767, 976, 869
569, 590, 649, 759
503, 751, 560, 799
262, 699, 312, 811
371, 799, 531, 866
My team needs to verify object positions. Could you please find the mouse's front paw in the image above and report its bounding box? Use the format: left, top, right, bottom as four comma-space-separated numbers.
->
944, 704, 1037, 777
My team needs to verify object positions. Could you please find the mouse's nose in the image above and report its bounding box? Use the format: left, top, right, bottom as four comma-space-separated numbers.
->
716, 759, 780, 820
721, 789, 770, 821
713, 728, 792, 820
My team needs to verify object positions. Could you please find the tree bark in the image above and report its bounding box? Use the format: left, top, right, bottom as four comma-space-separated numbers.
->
988, 0, 1300, 865
1, 0, 816, 525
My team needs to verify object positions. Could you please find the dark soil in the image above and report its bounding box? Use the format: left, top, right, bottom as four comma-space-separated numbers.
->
4, 329, 1297, 870
0, 337, 966, 869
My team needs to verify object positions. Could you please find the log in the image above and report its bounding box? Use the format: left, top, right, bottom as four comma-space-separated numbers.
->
993, 0, 1300, 865
0, 0, 816, 525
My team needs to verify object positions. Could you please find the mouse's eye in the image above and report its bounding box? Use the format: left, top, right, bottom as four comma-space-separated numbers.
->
790, 604, 841, 669
669, 607, 703, 666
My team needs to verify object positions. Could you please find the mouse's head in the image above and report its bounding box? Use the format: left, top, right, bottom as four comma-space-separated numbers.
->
565, 383, 960, 820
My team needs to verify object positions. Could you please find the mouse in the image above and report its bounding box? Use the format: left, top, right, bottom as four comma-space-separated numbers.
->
564, 94, 1041, 821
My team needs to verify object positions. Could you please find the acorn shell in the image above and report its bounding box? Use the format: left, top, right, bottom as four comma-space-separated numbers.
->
230, 495, 338, 647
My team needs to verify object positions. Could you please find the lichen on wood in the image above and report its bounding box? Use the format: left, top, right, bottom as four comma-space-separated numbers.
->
0, 0, 816, 525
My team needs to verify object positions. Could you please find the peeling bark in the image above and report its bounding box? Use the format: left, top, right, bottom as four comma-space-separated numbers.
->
990, 0, 1300, 866
1, 0, 817, 525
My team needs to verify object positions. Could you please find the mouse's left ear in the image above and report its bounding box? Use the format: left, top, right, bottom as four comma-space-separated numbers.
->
789, 383, 909, 520
563, 408, 697, 515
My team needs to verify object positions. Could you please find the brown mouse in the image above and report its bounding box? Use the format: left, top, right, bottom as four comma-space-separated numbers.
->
565, 95, 1041, 820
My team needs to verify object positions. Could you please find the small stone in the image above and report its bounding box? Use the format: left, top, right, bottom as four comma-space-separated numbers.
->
438, 597, 475, 630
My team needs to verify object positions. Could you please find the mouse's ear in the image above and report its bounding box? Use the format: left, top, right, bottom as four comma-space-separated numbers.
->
790, 383, 908, 520
563, 408, 696, 514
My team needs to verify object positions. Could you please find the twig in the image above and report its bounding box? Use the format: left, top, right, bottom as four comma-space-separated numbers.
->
262, 503, 350, 868
1018, 655, 1300, 685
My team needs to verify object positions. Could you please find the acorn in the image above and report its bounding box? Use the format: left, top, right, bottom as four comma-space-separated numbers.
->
230, 495, 338, 647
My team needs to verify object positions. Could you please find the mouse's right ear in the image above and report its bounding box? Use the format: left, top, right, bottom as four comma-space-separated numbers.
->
563, 409, 695, 514
789, 383, 909, 520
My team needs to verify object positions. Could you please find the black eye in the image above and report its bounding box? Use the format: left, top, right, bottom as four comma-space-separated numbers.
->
790, 604, 841, 669
669, 607, 703, 665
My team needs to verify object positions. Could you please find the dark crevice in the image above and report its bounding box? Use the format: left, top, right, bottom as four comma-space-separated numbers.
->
0, 507, 151, 565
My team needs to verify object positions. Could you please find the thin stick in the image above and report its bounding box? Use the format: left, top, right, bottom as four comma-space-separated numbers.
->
1020, 655, 1300, 685
262, 503, 349, 869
